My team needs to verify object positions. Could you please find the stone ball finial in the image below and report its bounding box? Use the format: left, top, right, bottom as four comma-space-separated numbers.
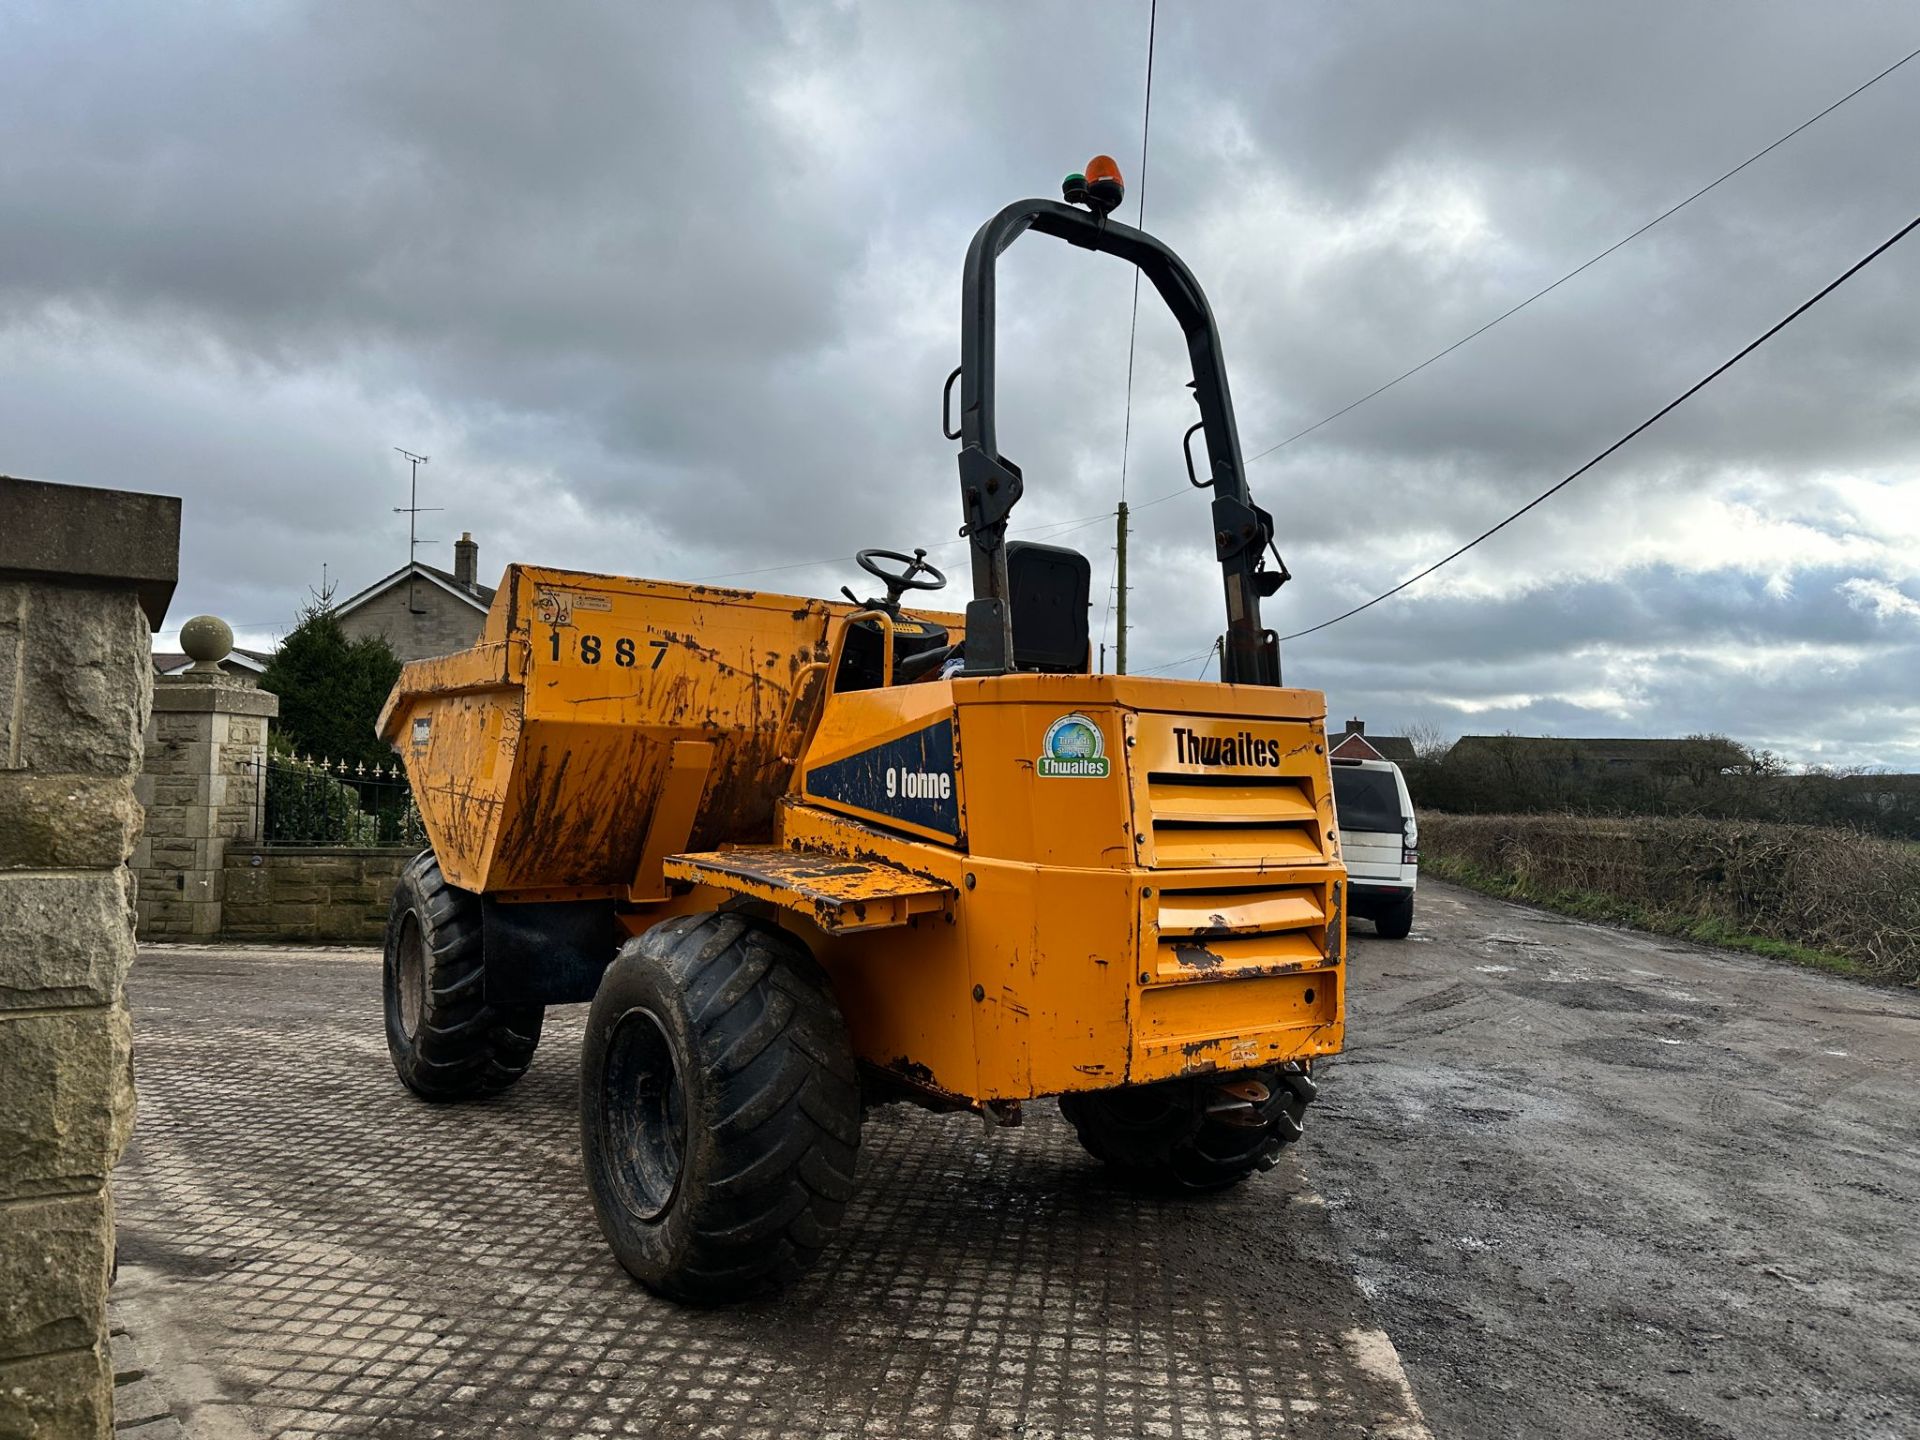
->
180, 615, 234, 672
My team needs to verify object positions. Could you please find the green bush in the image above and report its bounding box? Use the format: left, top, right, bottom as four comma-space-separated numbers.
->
1397, 729, 1920, 843
397, 796, 427, 850
265, 762, 380, 846
260, 602, 402, 770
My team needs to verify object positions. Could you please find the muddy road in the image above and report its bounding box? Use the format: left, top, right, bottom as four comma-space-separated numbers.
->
1320, 883, 1920, 1439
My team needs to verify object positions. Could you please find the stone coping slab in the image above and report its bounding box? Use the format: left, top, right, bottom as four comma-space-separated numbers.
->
0, 475, 181, 628
149, 679, 279, 717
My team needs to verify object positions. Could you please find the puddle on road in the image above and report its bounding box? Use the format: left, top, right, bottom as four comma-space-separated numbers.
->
1482, 931, 1553, 948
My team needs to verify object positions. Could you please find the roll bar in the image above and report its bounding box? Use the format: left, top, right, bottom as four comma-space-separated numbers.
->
952, 198, 1281, 685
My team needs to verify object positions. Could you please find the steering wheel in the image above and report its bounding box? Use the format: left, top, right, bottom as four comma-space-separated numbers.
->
855, 548, 947, 608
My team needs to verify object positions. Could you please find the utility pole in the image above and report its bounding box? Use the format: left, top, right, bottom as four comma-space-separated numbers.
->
392, 448, 440, 568
1114, 500, 1130, 675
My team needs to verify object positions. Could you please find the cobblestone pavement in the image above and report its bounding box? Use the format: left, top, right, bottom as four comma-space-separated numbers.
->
112, 943, 1427, 1439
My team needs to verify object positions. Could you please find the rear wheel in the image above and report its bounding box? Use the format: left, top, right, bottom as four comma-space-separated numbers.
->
1375, 894, 1414, 939
581, 913, 861, 1304
383, 852, 544, 1100
1059, 1066, 1317, 1191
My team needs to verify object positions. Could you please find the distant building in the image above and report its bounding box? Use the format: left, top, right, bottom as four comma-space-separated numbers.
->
150, 647, 271, 680
333, 532, 495, 663
1328, 718, 1416, 764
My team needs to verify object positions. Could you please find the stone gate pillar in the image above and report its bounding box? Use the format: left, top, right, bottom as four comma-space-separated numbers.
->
133, 619, 278, 939
0, 475, 178, 1439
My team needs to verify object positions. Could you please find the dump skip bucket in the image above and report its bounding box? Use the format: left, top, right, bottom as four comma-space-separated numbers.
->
379, 564, 846, 900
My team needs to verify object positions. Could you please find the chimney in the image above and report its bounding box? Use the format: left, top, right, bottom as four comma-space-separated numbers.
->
1347, 717, 1365, 735
454, 531, 478, 589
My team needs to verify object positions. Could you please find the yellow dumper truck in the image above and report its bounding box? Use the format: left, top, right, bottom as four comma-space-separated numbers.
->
377, 159, 1347, 1302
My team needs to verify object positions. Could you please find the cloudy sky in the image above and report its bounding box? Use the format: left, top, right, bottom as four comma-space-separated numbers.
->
5, 2, 1918, 768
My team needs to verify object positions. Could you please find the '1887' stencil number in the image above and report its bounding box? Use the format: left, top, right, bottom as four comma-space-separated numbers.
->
549, 632, 668, 669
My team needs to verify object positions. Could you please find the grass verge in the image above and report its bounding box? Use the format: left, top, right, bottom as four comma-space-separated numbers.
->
1422, 853, 1877, 983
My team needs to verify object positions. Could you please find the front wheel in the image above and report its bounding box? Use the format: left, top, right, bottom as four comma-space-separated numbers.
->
383, 852, 543, 1100
1060, 1066, 1317, 1191
580, 913, 861, 1304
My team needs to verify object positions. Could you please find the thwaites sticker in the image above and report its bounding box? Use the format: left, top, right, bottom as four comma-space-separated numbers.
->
1037, 713, 1110, 778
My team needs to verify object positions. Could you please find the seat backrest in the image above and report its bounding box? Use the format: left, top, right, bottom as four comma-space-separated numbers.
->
1006, 542, 1090, 672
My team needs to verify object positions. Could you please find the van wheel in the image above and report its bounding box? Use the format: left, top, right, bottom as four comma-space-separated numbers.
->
581, 913, 861, 1304
1375, 895, 1414, 940
383, 852, 543, 1100
1059, 1066, 1317, 1192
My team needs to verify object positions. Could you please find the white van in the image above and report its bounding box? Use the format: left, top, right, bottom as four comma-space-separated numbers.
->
1330, 758, 1418, 939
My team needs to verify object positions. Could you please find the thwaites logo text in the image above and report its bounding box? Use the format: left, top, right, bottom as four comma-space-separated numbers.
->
1172, 726, 1285, 769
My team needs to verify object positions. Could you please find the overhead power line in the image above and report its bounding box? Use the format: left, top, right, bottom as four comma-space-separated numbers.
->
1096, 37, 1920, 531
1117, 0, 1158, 507
1278, 205, 1920, 644
715, 43, 1920, 633
1104, 0, 1159, 672
1235, 42, 1920, 470
691, 507, 1115, 585
1135, 644, 1216, 676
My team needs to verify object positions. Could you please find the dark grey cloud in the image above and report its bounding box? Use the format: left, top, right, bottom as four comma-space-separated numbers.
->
2, 1, 1915, 766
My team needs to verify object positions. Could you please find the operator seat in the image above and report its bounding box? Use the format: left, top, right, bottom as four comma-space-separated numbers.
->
895, 541, 1091, 680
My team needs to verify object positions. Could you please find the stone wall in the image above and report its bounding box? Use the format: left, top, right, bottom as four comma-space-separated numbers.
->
133, 675, 277, 938
130, 663, 409, 944
222, 848, 411, 942
0, 474, 178, 1439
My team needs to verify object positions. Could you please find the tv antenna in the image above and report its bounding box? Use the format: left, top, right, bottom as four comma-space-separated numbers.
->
393, 447, 441, 566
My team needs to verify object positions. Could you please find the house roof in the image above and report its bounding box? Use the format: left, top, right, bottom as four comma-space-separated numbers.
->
332, 561, 495, 620
1328, 728, 1416, 763
1330, 732, 1386, 762
150, 647, 271, 676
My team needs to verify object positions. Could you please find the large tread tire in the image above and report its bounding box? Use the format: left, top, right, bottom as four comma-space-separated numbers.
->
1059, 1065, 1317, 1192
1375, 894, 1415, 940
581, 912, 861, 1304
383, 852, 544, 1101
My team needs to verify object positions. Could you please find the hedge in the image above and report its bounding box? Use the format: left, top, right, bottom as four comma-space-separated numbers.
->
1418, 813, 1920, 985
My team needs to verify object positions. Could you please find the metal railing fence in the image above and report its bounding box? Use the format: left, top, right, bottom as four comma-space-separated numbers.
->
258, 754, 422, 848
